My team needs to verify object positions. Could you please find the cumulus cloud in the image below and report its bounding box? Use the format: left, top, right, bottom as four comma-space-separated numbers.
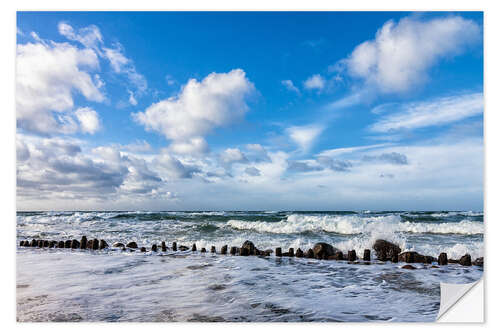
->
245, 143, 271, 162
133, 69, 255, 155
219, 148, 248, 167
341, 16, 481, 93
286, 125, 324, 152
281, 79, 300, 94
75, 107, 101, 134
303, 74, 325, 91
316, 156, 352, 172
102, 43, 147, 94
16, 41, 104, 134
370, 92, 483, 132
287, 160, 323, 173
154, 153, 200, 179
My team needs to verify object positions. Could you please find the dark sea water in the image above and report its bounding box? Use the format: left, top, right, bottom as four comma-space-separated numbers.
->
16, 210, 483, 322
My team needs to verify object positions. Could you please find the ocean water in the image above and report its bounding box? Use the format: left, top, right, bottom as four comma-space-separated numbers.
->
16, 211, 484, 322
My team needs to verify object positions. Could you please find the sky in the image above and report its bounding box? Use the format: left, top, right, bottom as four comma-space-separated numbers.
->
15, 11, 484, 211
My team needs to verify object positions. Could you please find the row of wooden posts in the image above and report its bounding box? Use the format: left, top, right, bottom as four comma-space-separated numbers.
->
19, 237, 482, 267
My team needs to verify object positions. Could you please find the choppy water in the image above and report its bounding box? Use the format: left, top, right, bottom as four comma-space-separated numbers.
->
16, 211, 484, 322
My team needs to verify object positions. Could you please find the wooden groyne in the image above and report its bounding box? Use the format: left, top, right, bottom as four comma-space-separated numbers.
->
18, 238, 484, 269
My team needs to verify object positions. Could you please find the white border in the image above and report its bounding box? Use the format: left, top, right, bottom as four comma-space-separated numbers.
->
2, 1, 498, 332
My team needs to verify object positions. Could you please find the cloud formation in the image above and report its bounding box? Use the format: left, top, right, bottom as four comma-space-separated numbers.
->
342, 16, 481, 93
286, 125, 324, 152
370, 93, 483, 132
134, 69, 255, 155
281, 79, 300, 94
303, 74, 325, 91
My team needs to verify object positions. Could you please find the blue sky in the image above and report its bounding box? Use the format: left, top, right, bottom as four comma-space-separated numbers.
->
16, 11, 483, 211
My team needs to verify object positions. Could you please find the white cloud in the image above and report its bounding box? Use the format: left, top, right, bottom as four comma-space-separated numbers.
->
303, 74, 325, 91
169, 137, 210, 155
58, 22, 103, 51
219, 148, 248, 167
133, 69, 255, 155
75, 107, 101, 134
370, 92, 483, 132
281, 79, 300, 94
343, 16, 481, 93
128, 90, 138, 105
286, 125, 324, 152
16, 41, 104, 135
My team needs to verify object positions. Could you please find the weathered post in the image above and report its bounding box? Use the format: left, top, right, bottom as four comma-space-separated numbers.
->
211, 246, 216, 253
438, 253, 448, 265
275, 247, 282, 257
161, 241, 167, 252
221, 245, 228, 255
172, 242, 177, 251
80, 236, 87, 249
363, 249, 371, 261
151, 244, 158, 252
348, 250, 357, 262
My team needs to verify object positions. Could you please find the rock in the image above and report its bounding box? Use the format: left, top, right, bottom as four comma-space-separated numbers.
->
58, 241, 65, 248
64, 240, 72, 248
363, 249, 371, 261
20, 241, 25, 247
178, 245, 189, 251
473, 257, 483, 267
296, 248, 304, 258
211, 246, 216, 253
402, 264, 417, 270
140, 247, 147, 252
172, 242, 177, 251
334, 252, 344, 260
241, 240, 256, 254
86, 239, 93, 249
275, 247, 282, 257
373, 239, 401, 261
43, 240, 49, 247
240, 247, 249, 256
288, 248, 294, 257
71, 239, 80, 249
201, 247, 206, 253
113, 242, 125, 248
448, 259, 459, 264
49, 241, 57, 248
151, 244, 158, 252
230, 246, 237, 255
398, 251, 426, 263
306, 249, 314, 258
425, 256, 435, 264
30, 239, 37, 247
347, 250, 357, 262
391, 254, 398, 263
192, 243, 197, 251
126, 241, 138, 249
38, 240, 44, 248
221, 245, 228, 255
438, 253, 448, 265
161, 241, 167, 252
80, 236, 87, 249
92, 238, 99, 250
459, 254, 472, 266
99, 240, 108, 250
313, 242, 341, 260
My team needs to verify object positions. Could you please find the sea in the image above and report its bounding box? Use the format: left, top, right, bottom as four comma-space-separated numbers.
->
16, 210, 484, 322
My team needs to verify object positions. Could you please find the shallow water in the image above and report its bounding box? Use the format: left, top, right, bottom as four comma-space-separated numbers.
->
16, 211, 484, 322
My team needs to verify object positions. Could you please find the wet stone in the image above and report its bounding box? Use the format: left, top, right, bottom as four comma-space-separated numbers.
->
230, 246, 237, 255
363, 249, 371, 261
49, 241, 57, 248
92, 238, 99, 250
99, 240, 108, 250
39, 240, 44, 248
240, 247, 249, 256
58, 241, 65, 248
178, 245, 189, 251
126, 242, 138, 249
373, 239, 401, 261
221, 245, 228, 255
113, 242, 125, 248
288, 248, 294, 257
140, 247, 147, 252
201, 247, 206, 253
296, 248, 304, 258
64, 240, 72, 248
172, 242, 177, 251
71, 239, 80, 249
391, 254, 398, 263
347, 250, 357, 262
161, 241, 167, 252
192, 244, 197, 251
80, 236, 87, 249
275, 247, 282, 257
151, 244, 158, 252
473, 257, 484, 267
211, 246, 216, 253
459, 254, 472, 266
402, 264, 417, 270
306, 249, 314, 259
438, 253, 448, 265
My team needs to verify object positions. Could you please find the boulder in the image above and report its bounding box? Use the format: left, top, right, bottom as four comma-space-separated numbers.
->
438, 253, 448, 265
391, 254, 398, 263
92, 238, 99, 250
401, 264, 417, 270
58, 241, 65, 248
178, 245, 189, 251
363, 249, 371, 261
241, 240, 256, 254
151, 244, 158, 252
192, 243, 197, 251
172, 242, 177, 251
313, 242, 341, 260
306, 249, 314, 258
459, 254, 472, 266
398, 251, 426, 263
230, 246, 237, 255
425, 256, 435, 264
211, 246, 216, 253
71, 239, 80, 249
221, 245, 228, 255
288, 248, 294, 257
161, 241, 167, 252
473, 257, 483, 267
30, 239, 37, 247
80, 236, 87, 249
296, 248, 304, 258
113, 242, 125, 248
64, 240, 72, 248
373, 239, 401, 260
43, 240, 49, 247
126, 241, 138, 249
240, 247, 249, 256
99, 240, 108, 250
275, 247, 282, 257
140, 247, 147, 252
38, 240, 44, 248
201, 247, 206, 253
347, 250, 357, 262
